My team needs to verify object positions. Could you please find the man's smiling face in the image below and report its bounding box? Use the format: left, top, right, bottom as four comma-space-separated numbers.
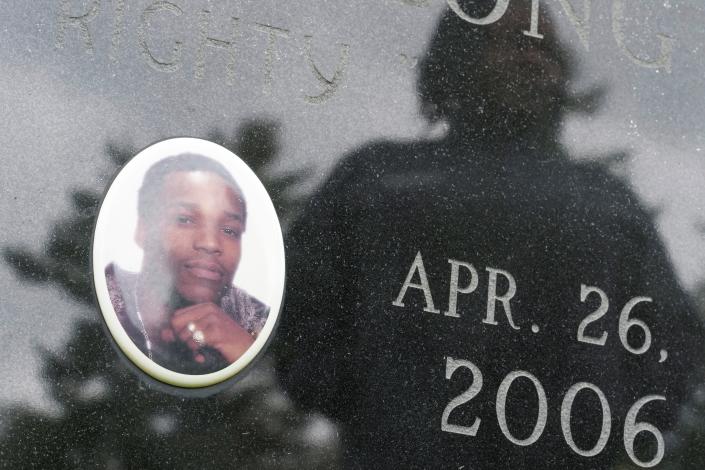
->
138, 170, 246, 305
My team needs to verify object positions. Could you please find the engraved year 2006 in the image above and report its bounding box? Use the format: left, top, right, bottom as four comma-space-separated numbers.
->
441, 357, 666, 468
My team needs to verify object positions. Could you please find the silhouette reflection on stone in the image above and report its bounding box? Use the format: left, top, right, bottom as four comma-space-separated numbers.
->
0, 120, 339, 469
276, 1, 704, 469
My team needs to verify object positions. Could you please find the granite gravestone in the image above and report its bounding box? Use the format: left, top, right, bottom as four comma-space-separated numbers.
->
1, 0, 704, 469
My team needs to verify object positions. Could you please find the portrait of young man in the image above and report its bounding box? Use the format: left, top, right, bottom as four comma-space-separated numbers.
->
104, 153, 270, 375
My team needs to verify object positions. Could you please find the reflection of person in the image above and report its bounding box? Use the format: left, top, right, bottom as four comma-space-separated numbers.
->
276, 1, 703, 469
105, 154, 269, 375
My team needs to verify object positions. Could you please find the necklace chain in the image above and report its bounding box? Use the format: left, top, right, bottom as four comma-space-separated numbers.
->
133, 291, 153, 360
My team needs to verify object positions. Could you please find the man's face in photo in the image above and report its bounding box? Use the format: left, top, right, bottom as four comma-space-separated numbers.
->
137, 170, 246, 305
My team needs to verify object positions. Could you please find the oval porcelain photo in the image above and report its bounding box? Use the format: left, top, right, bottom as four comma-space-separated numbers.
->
92, 137, 285, 389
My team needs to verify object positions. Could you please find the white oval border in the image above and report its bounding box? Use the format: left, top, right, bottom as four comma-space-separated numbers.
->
92, 137, 285, 388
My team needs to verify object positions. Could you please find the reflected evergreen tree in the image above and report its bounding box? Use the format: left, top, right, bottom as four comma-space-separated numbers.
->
0, 321, 338, 469
3, 119, 307, 300
207, 120, 310, 229
0, 120, 339, 469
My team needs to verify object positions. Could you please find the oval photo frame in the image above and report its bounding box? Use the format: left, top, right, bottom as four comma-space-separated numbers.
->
92, 137, 285, 389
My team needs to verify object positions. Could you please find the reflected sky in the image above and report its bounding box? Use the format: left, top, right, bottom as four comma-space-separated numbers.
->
1, 0, 705, 409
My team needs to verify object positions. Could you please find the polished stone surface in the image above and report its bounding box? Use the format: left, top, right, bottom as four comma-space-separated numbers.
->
1, 1, 704, 468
